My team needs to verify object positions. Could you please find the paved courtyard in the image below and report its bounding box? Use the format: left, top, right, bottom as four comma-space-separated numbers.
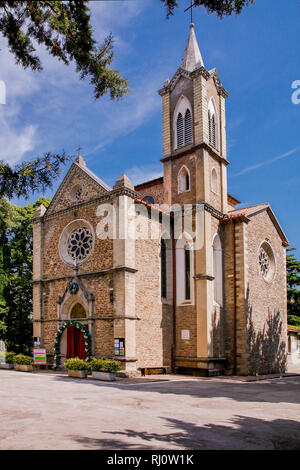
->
0, 370, 299, 450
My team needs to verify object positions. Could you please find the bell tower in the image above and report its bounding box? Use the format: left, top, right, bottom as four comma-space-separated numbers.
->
159, 23, 229, 214
158, 24, 230, 375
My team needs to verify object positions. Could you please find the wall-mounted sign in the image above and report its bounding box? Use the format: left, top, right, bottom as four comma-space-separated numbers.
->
33, 349, 47, 365
114, 338, 125, 356
33, 337, 41, 348
181, 330, 190, 340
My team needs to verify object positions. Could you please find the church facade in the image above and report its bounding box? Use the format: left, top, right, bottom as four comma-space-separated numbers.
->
32, 25, 289, 376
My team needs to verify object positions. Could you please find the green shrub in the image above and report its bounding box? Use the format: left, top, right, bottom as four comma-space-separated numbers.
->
64, 358, 90, 371
5, 352, 16, 364
91, 358, 121, 373
14, 354, 33, 365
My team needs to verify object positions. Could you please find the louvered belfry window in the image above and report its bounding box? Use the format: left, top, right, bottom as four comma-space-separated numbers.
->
184, 109, 192, 145
209, 111, 217, 148
177, 113, 184, 148
211, 114, 216, 148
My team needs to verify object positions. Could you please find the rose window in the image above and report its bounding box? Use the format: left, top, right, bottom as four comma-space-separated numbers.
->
67, 227, 93, 262
259, 246, 270, 278
74, 187, 82, 201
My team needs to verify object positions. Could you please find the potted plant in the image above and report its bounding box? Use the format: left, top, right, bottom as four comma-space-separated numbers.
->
0, 352, 16, 370
64, 358, 90, 378
14, 354, 34, 372
91, 358, 121, 381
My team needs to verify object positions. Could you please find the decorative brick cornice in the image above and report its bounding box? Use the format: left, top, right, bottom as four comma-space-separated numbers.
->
160, 141, 229, 167
158, 65, 228, 98
32, 265, 138, 284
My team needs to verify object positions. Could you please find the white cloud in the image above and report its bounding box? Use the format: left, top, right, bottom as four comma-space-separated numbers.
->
124, 163, 163, 185
233, 146, 300, 177
0, 113, 37, 164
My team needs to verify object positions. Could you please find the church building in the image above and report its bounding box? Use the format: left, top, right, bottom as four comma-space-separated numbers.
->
32, 24, 289, 376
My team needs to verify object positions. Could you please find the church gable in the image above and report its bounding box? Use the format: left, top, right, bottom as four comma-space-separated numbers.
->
46, 158, 111, 216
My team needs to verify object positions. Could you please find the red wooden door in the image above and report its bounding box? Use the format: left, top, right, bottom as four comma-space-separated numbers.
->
66, 326, 87, 360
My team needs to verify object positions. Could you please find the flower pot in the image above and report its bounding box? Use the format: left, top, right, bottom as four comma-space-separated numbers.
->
67, 369, 88, 379
0, 363, 14, 370
15, 364, 33, 372
92, 370, 116, 381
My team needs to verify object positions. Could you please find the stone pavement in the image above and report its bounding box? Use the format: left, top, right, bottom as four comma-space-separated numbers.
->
0, 370, 299, 450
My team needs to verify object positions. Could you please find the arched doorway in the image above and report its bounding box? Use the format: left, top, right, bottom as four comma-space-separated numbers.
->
66, 325, 87, 360
67, 303, 87, 360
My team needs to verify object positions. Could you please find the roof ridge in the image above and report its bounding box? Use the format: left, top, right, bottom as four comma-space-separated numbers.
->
229, 202, 269, 213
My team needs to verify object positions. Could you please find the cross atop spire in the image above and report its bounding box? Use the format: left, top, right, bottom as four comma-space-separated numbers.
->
181, 23, 204, 72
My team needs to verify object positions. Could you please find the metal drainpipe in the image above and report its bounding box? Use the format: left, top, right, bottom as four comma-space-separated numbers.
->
231, 218, 237, 375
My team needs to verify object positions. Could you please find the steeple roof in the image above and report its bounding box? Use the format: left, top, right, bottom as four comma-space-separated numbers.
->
181, 23, 204, 72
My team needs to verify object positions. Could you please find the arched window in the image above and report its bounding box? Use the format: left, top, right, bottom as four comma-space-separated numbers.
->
184, 109, 192, 145
142, 195, 155, 204
208, 98, 218, 149
176, 113, 184, 148
213, 234, 223, 306
176, 234, 194, 305
161, 239, 167, 299
70, 303, 86, 319
184, 243, 191, 300
211, 168, 218, 193
178, 165, 190, 194
174, 96, 193, 149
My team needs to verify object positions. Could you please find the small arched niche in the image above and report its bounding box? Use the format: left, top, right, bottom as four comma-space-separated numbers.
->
178, 165, 190, 194
211, 167, 218, 193
70, 303, 87, 319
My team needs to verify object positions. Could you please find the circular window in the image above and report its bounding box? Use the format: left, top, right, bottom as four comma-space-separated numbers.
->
70, 185, 83, 202
259, 242, 275, 283
59, 220, 94, 267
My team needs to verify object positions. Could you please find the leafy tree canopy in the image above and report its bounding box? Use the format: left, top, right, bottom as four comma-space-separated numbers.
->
0, 152, 70, 200
0, 196, 51, 354
0, 0, 128, 99
287, 248, 300, 324
162, 0, 254, 18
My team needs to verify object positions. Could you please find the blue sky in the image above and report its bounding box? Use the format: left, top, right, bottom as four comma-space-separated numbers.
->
0, 0, 299, 254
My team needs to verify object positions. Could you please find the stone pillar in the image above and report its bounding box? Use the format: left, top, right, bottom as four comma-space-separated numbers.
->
32, 205, 46, 344
193, 74, 208, 145
161, 91, 171, 157
113, 175, 138, 374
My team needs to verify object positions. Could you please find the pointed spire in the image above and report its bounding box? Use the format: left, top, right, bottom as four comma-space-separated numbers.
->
113, 173, 134, 190
181, 23, 204, 72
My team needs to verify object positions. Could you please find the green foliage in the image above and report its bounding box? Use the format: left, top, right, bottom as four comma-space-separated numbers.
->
0, 196, 51, 354
5, 352, 16, 364
91, 357, 121, 373
161, 0, 254, 18
286, 248, 300, 319
288, 316, 300, 328
14, 354, 33, 365
0, 1, 128, 100
0, 153, 70, 200
64, 358, 90, 371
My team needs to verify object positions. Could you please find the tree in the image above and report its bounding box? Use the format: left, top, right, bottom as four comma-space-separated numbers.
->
286, 248, 300, 326
162, 0, 254, 18
0, 196, 51, 354
0, 1, 128, 100
0, 152, 70, 200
